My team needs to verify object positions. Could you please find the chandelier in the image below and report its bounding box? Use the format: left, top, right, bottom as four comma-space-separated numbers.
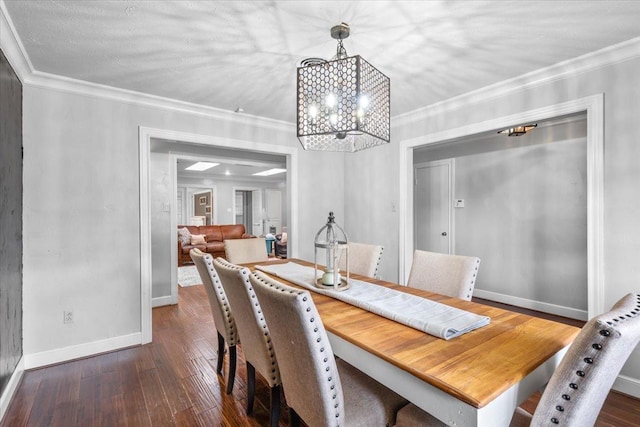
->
296, 23, 391, 152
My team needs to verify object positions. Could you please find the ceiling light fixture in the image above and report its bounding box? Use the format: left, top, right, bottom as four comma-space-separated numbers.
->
498, 124, 538, 137
296, 23, 390, 152
253, 168, 287, 177
185, 161, 219, 171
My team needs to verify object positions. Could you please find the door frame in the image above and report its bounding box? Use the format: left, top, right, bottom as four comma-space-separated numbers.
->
414, 159, 454, 255
139, 126, 299, 344
232, 186, 262, 235
399, 94, 604, 318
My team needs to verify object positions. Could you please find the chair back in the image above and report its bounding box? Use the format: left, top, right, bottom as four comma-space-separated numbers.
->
530, 293, 640, 426
213, 258, 281, 387
338, 242, 384, 278
407, 250, 480, 300
189, 248, 239, 346
224, 237, 268, 264
250, 271, 346, 426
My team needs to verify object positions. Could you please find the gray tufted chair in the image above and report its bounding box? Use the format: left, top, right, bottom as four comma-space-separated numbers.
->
250, 270, 407, 427
394, 293, 640, 427
189, 248, 239, 394
224, 237, 269, 264
406, 250, 480, 301
338, 242, 384, 278
212, 258, 282, 427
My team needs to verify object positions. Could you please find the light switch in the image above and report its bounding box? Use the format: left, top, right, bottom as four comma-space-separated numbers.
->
454, 199, 465, 208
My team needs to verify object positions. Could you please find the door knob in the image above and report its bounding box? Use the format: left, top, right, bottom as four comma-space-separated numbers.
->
441, 232, 447, 236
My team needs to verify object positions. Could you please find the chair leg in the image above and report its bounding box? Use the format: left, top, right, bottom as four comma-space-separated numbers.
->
226, 345, 237, 394
216, 332, 225, 374
270, 384, 281, 427
246, 362, 255, 414
290, 408, 301, 427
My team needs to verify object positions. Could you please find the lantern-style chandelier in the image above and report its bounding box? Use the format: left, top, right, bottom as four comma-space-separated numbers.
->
296, 23, 391, 152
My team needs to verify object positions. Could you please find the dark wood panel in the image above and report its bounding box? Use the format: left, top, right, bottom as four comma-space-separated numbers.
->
0, 47, 23, 397
1, 285, 638, 426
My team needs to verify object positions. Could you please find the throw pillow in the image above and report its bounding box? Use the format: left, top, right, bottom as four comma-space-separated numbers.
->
281, 232, 288, 243
178, 227, 191, 245
191, 234, 206, 245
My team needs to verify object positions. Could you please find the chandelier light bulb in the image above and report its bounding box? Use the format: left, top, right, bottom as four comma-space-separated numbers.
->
309, 105, 318, 118
329, 112, 339, 126
326, 93, 337, 108
358, 95, 369, 109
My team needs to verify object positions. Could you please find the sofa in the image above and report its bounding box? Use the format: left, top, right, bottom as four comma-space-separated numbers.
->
178, 224, 254, 266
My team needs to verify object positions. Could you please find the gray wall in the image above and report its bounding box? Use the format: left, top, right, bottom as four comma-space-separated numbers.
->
0, 48, 23, 395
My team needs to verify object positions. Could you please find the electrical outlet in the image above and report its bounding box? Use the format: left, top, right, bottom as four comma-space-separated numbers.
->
63, 311, 73, 324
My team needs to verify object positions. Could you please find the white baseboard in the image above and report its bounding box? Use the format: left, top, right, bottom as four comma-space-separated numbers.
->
152, 295, 178, 308
613, 374, 640, 399
0, 356, 24, 423
474, 289, 588, 321
24, 332, 142, 369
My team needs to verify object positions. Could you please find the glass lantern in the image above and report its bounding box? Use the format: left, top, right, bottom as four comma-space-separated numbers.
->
314, 212, 349, 290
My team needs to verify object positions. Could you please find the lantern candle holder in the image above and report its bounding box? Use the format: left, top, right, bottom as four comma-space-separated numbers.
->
314, 212, 350, 290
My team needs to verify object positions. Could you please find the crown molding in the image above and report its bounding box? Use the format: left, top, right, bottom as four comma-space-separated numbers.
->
23, 70, 295, 132
393, 36, 640, 127
0, 0, 34, 82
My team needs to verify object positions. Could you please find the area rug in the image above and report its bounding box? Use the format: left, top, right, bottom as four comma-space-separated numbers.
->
178, 266, 202, 287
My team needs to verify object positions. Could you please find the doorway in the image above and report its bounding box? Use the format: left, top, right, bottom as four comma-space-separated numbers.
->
399, 95, 604, 320
235, 190, 253, 232
139, 127, 299, 344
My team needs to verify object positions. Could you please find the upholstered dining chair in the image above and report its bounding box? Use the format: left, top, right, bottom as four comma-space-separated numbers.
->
249, 271, 408, 427
338, 242, 384, 278
224, 237, 269, 264
395, 292, 640, 427
189, 248, 239, 394
406, 250, 480, 301
212, 258, 282, 427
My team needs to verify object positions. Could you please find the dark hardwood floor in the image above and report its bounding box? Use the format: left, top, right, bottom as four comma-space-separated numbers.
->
2, 285, 639, 426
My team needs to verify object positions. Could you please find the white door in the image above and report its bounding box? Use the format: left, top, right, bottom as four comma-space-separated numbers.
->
415, 160, 453, 254
265, 189, 282, 234
251, 189, 263, 236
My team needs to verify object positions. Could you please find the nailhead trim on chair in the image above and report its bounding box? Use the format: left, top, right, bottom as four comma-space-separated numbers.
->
466, 258, 481, 300
373, 247, 384, 278
548, 294, 640, 425
204, 255, 238, 343
250, 273, 342, 423
214, 258, 281, 383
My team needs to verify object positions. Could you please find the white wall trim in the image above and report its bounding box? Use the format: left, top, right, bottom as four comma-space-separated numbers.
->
0, 356, 24, 423
24, 333, 141, 370
139, 126, 299, 344
613, 374, 640, 399
152, 295, 177, 308
394, 37, 640, 127
399, 94, 605, 319
474, 289, 588, 321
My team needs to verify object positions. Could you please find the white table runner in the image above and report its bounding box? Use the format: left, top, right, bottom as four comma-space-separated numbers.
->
255, 262, 490, 340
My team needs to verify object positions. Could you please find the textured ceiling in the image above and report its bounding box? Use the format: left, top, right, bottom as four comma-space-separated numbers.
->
5, 1, 640, 123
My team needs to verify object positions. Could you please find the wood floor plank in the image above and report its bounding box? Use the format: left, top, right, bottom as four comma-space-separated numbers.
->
2, 284, 638, 426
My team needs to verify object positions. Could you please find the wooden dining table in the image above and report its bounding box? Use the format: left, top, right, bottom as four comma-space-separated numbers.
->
250, 259, 581, 427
